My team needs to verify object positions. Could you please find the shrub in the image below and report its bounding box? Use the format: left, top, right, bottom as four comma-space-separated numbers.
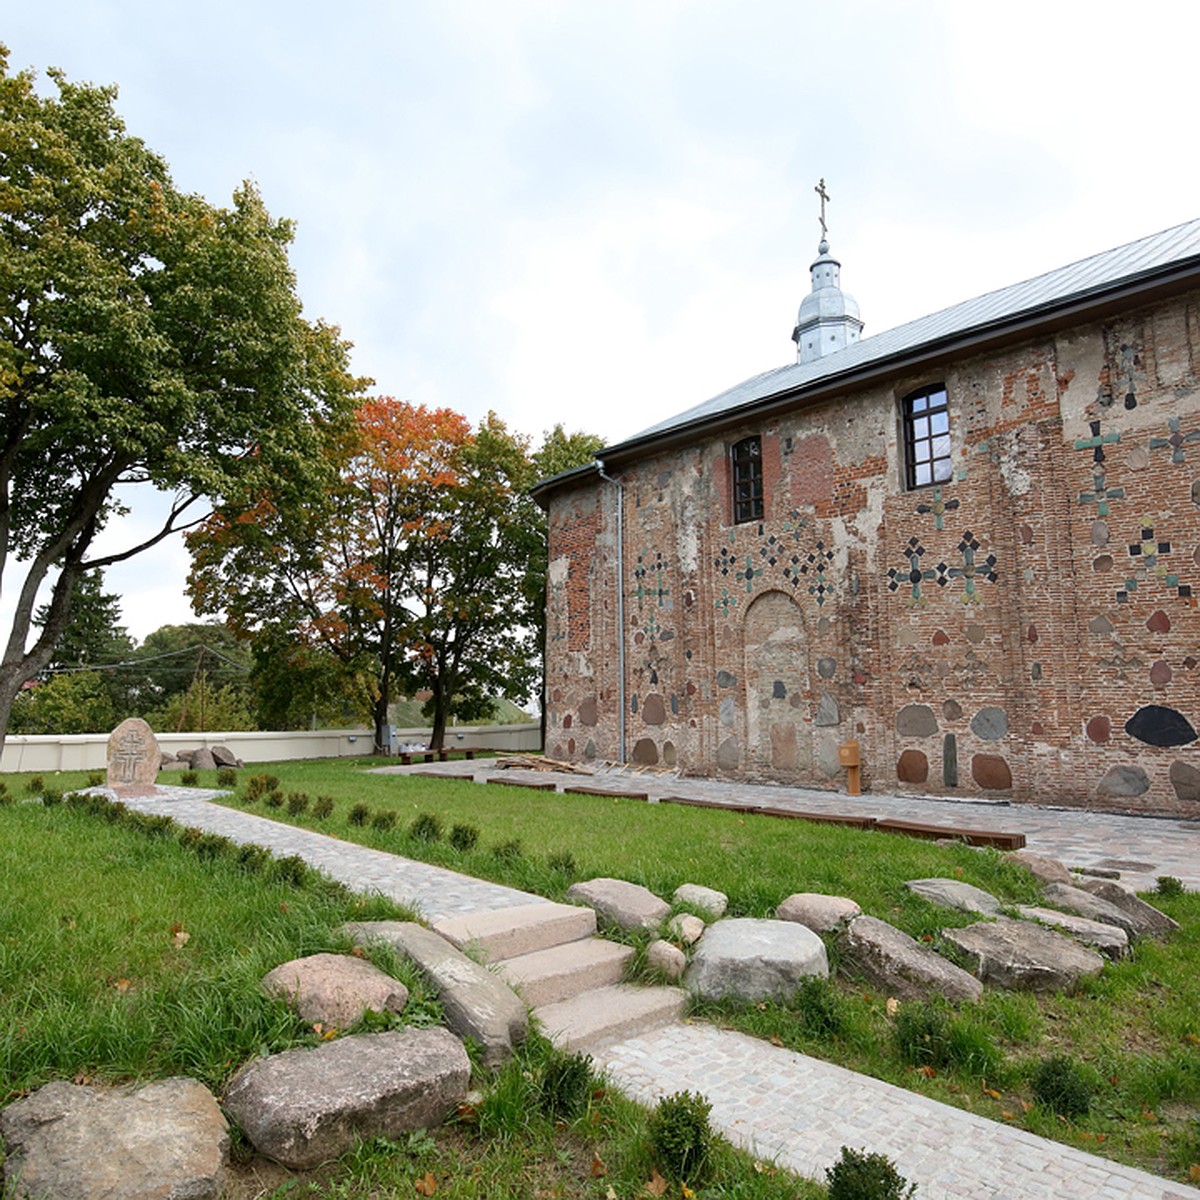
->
1031, 1054, 1093, 1117
894, 1000, 951, 1068
410, 812, 443, 842
825, 1146, 916, 1200
371, 810, 397, 831
236, 843, 273, 874
273, 855, 309, 887
194, 833, 235, 860
180, 770, 199, 787
86, 772, 104, 788
491, 838, 524, 861
312, 795, 335, 820
547, 850, 577, 877
262, 774, 280, 791
0, 786, 14, 807
1157, 875, 1185, 898
40, 788, 64, 807
349, 803, 370, 826
245, 774, 267, 800
538, 1051, 594, 1120
178, 827, 204, 851
449, 823, 479, 852
647, 1091, 713, 1182
286, 792, 310, 815
791, 975, 845, 1037
263, 789, 285, 808
216, 767, 238, 788
27, 775, 44, 794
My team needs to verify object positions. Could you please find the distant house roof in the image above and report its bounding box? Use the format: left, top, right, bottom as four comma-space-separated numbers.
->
533, 217, 1200, 502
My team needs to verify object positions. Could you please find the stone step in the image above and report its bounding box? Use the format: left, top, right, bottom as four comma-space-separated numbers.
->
535, 984, 687, 1053
432, 901, 596, 962
495, 938, 635, 1007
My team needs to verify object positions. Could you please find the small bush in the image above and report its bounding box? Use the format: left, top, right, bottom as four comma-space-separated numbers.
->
491, 838, 524, 861
180, 770, 199, 787
1157, 875, 1185, 898
178, 826, 204, 851
27, 775, 44, 794
87, 772, 104, 788
245, 774, 267, 800
825, 1146, 916, 1200
286, 792, 310, 815
128, 812, 174, 837
547, 850, 577, 877
349, 803, 370, 826
236, 843, 273, 873
263, 789, 285, 808
894, 1001, 951, 1068
1031, 1054, 1093, 1117
449, 822, 479, 852
647, 1091, 713, 1182
793, 976, 845, 1037
538, 1051, 594, 1119
0, 787, 14, 807
262, 774, 280, 791
216, 767, 238, 788
194, 832, 235, 860
273, 854, 309, 887
371, 809, 398, 831
312, 795, 335, 820
40, 788, 64, 807
410, 812, 443, 842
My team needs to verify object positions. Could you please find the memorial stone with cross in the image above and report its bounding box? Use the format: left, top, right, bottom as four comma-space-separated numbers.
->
106, 717, 161, 792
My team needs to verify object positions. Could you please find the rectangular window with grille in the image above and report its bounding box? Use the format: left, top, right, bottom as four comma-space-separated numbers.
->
732, 436, 764, 523
903, 385, 952, 488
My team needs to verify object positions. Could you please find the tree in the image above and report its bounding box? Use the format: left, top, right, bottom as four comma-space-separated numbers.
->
8, 670, 117, 735
132, 622, 251, 708
0, 50, 361, 756
189, 399, 552, 751
142, 670, 256, 734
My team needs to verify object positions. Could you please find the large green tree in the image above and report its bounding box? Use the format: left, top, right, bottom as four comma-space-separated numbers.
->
0, 51, 361, 753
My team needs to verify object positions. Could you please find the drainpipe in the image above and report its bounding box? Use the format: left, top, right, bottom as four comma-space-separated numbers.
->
595, 460, 626, 762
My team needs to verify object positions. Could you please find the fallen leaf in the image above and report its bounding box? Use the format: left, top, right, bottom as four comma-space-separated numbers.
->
1020, 1099, 1033, 1113
114, 978, 131, 993
321, 1027, 338, 1041
681, 1185, 695, 1199
1142, 1108, 1158, 1123
1001, 1110, 1015, 1120
591, 1152, 607, 1178
1185, 1034, 1200, 1045
169, 922, 184, 935
916, 1065, 936, 1079
413, 1171, 437, 1195
769, 1035, 784, 1047
312, 1023, 325, 1036
983, 1087, 1001, 1100
885, 997, 900, 1018
456, 1102, 477, 1121
605, 1188, 618, 1200
644, 1168, 668, 1196
351, 947, 365, 958
1189, 1164, 1200, 1183
172, 929, 190, 948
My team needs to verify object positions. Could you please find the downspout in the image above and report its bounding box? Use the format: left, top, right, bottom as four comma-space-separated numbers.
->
595, 460, 626, 762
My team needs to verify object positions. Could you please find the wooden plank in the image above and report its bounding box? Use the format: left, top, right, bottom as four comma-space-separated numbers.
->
485, 777, 558, 791
875, 817, 1025, 850
564, 785, 650, 801
750, 806, 877, 830
658, 795, 737, 810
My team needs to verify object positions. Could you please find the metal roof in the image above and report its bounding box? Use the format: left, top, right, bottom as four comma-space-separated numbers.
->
607, 217, 1200, 455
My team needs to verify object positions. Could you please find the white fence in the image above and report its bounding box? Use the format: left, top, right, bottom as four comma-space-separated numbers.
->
0, 724, 541, 774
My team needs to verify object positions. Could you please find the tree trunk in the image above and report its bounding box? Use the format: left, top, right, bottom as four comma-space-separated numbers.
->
429, 698, 447, 750
372, 691, 390, 755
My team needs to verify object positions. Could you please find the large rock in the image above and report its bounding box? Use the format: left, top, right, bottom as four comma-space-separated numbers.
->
776, 892, 861, 933
224, 1028, 468, 1169
210, 744, 240, 768
340, 921, 526, 1066
838, 915, 982, 1002
1, 1077, 227, 1200
673, 883, 728, 918
106, 718, 160, 791
190, 747, 217, 771
1016, 906, 1129, 960
566, 878, 670, 931
1003, 850, 1074, 887
1041, 882, 1143, 938
905, 878, 1001, 916
262, 953, 408, 1029
1074, 878, 1179, 937
940, 918, 1105, 992
684, 918, 827, 1002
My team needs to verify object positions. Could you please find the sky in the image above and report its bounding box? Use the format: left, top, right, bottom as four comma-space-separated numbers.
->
5, 0, 1200, 641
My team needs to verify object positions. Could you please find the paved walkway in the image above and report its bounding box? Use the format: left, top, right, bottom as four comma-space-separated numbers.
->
112, 781, 1200, 1200
387, 760, 1200, 892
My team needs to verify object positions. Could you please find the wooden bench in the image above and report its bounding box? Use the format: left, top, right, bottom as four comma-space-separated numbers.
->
874, 817, 1025, 850
485, 777, 558, 792
564, 786, 650, 801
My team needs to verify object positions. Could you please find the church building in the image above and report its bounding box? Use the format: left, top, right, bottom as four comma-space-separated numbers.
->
532, 210, 1200, 816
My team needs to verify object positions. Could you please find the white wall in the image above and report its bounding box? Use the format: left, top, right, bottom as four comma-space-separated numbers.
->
0, 724, 541, 773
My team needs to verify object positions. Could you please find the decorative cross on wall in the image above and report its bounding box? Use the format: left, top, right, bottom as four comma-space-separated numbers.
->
1079, 470, 1125, 517
886, 537, 936, 603
915, 486, 960, 531
1074, 418, 1121, 464
1149, 417, 1200, 465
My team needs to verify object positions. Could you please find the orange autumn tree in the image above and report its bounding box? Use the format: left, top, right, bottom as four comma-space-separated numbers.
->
188, 398, 541, 750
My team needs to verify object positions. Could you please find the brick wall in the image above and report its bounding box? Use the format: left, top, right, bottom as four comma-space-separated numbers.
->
544, 288, 1200, 815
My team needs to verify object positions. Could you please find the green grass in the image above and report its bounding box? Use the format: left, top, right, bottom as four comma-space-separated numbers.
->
7, 760, 1200, 1186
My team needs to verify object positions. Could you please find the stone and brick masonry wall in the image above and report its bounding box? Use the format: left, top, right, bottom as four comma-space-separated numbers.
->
545, 290, 1200, 815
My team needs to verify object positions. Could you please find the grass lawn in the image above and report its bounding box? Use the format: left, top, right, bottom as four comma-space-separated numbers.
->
5, 758, 1200, 1189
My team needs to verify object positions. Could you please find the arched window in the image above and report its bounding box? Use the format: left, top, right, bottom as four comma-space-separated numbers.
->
731, 436, 764, 523
902, 385, 951, 488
